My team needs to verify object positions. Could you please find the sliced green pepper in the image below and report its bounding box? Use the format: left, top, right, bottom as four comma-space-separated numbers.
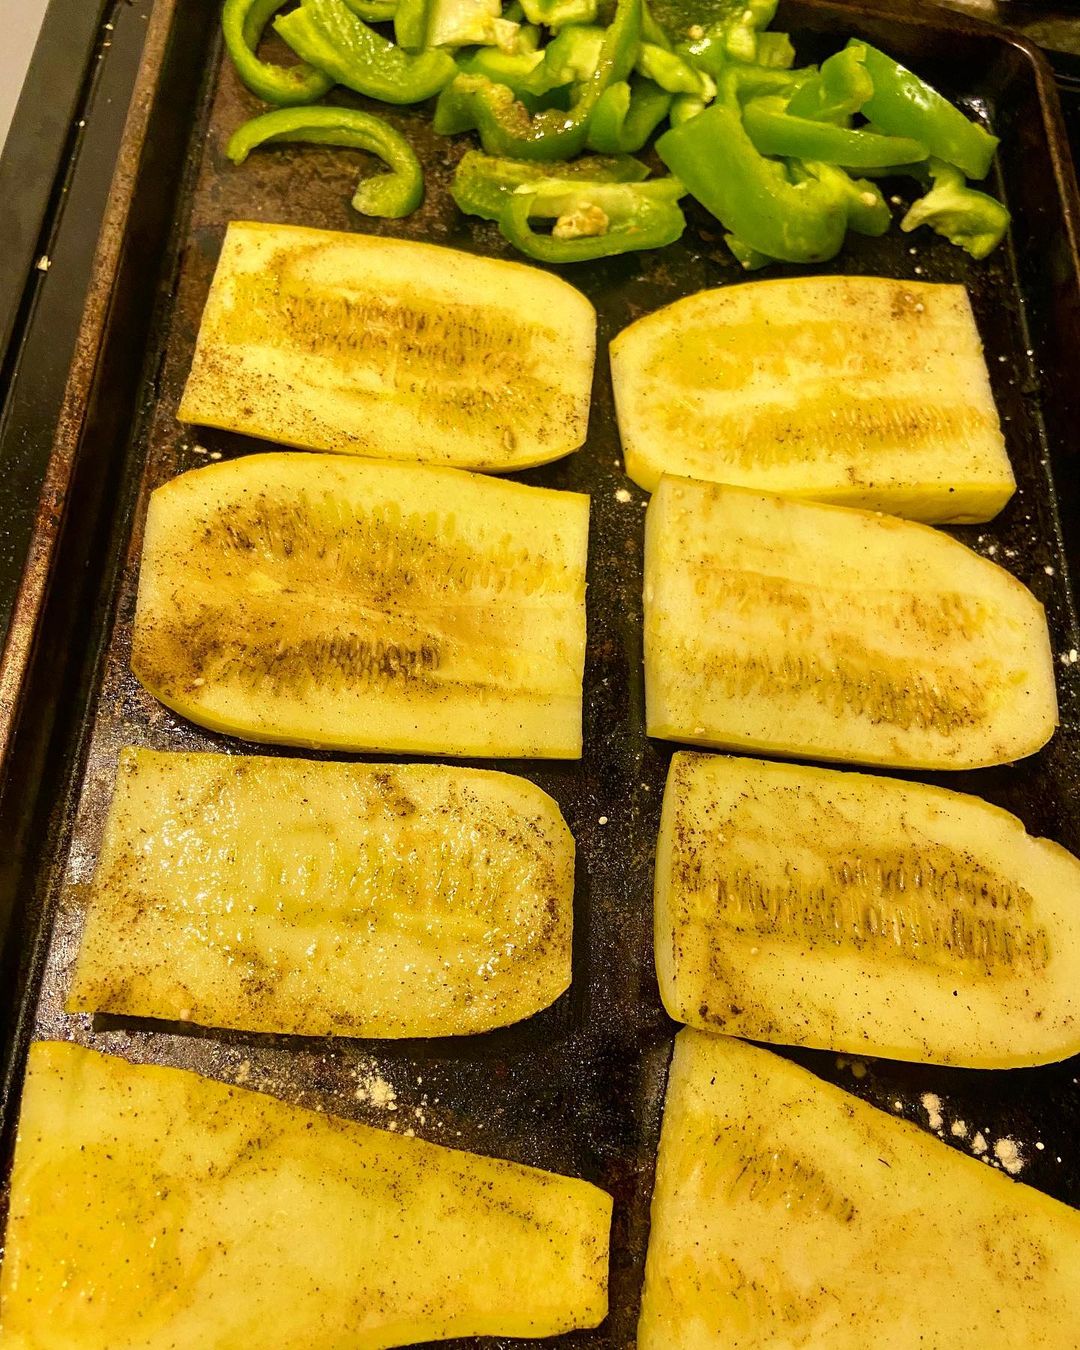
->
499, 177, 686, 261
657, 76, 849, 263
434, 0, 642, 161
428, 0, 507, 48
276, 0, 456, 104
680, 0, 778, 75
785, 44, 872, 123
457, 47, 549, 100
669, 93, 706, 127
854, 40, 999, 180
793, 160, 890, 236
724, 233, 774, 269
520, 0, 597, 25
588, 78, 672, 153
226, 105, 423, 217
636, 43, 711, 97
900, 158, 1010, 258
222, 0, 334, 106
342, 0, 400, 20
742, 96, 927, 168
393, 0, 431, 50
536, 25, 606, 87
451, 147, 649, 219
754, 32, 795, 69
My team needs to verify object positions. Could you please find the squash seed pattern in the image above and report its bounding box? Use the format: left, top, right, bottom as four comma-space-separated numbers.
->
674, 845, 1049, 976
215, 262, 572, 439
137, 491, 570, 702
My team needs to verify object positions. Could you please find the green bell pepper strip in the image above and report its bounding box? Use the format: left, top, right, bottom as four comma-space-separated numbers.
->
636, 43, 709, 97
451, 148, 649, 219
742, 96, 928, 168
457, 47, 549, 100
276, 0, 455, 104
343, 0, 399, 20
536, 25, 606, 88
669, 92, 706, 126
680, 0, 778, 75
222, 0, 334, 105
792, 160, 890, 236
657, 77, 849, 262
725, 233, 773, 269
785, 44, 872, 123
225, 105, 423, 217
754, 32, 795, 69
900, 158, 1009, 258
588, 78, 672, 153
393, 0, 430, 50
435, 0, 643, 161
521, 0, 597, 25
498, 177, 686, 261
853, 40, 999, 180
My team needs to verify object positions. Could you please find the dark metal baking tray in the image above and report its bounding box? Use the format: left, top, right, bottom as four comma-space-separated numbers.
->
1, 0, 1078, 1343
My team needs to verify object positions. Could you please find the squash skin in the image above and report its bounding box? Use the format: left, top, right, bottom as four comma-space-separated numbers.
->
68, 749, 575, 1038
639, 1029, 1080, 1349
655, 751, 1080, 1068
611, 276, 1014, 523
131, 452, 590, 758
179, 221, 596, 472
0, 1042, 612, 1350
643, 475, 1057, 770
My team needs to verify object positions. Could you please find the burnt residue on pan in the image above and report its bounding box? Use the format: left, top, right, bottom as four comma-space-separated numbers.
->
0, 0, 1078, 1345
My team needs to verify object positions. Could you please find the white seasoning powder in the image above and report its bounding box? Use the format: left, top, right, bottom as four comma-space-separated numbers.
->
950, 1120, 968, 1139
920, 1092, 943, 1132
354, 1064, 397, 1110
972, 1132, 988, 1156
994, 1137, 1024, 1175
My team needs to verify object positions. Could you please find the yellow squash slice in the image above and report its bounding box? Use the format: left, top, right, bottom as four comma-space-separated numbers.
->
611, 277, 1014, 522
639, 1029, 1080, 1349
131, 452, 589, 757
643, 476, 1056, 770
178, 222, 596, 472
655, 752, 1080, 1067
67, 749, 574, 1038
0, 1042, 611, 1350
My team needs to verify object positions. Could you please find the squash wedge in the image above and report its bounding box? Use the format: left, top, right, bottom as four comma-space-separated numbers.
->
655, 752, 1080, 1067
643, 476, 1056, 769
131, 452, 589, 758
178, 222, 596, 472
0, 1042, 611, 1350
611, 277, 1014, 523
67, 749, 574, 1037
639, 1029, 1080, 1349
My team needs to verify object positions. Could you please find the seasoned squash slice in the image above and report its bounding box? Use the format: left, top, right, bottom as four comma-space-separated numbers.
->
643, 477, 1056, 769
0, 1042, 612, 1349
655, 752, 1080, 1067
611, 277, 1014, 522
178, 222, 596, 472
639, 1030, 1080, 1349
640, 1031, 1080, 1348
68, 750, 574, 1037
131, 453, 589, 757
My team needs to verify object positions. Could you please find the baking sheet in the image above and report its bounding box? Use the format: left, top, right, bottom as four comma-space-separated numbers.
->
2, 1, 1079, 1343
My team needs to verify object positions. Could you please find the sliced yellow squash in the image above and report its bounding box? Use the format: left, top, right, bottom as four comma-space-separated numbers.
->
611, 277, 1014, 522
0, 1042, 611, 1349
655, 751, 1080, 1067
643, 476, 1056, 769
178, 222, 595, 472
131, 452, 589, 757
639, 1029, 1080, 1349
67, 749, 574, 1037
